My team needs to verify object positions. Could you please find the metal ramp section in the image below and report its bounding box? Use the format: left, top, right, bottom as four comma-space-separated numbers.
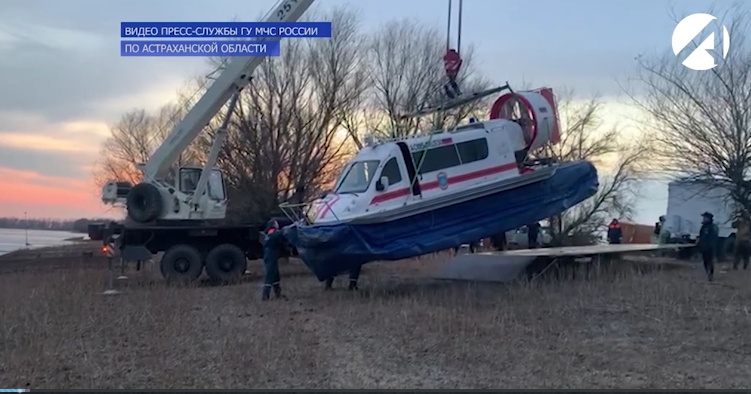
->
498, 243, 694, 257
430, 253, 537, 283
429, 243, 696, 283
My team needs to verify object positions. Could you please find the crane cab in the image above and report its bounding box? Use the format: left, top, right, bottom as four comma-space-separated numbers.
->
175, 166, 227, 202
102, 166, 229, 223
156, 166, 228, 221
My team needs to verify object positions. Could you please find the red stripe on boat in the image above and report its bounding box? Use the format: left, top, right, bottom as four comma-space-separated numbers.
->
370, 162, 518, 205
318, 195, 341, 219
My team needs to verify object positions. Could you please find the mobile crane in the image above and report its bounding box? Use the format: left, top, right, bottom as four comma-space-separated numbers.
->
90, 0, 315, 283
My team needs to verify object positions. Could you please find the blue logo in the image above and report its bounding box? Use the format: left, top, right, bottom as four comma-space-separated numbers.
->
437, 172, 449, 190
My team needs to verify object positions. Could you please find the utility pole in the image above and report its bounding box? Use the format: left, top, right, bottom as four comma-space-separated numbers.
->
24, 211, 30, 246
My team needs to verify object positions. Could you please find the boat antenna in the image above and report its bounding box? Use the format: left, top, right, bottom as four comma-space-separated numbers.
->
445, 0, 463, 52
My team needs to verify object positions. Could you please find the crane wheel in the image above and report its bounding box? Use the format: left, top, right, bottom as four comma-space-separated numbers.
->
126, 183, 163, 223
160, 244, 203, 283
204, 244, 247, 283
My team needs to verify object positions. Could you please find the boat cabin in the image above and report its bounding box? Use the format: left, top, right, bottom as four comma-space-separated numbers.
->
305, 120, 526, 224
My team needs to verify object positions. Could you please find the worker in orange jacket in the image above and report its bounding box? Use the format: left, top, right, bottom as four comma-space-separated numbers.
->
607, 219, 622, 244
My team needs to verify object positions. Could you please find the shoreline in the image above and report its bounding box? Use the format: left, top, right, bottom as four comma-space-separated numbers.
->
0, 232, 90, 257
0, 240, 105, 274
0, 227, 88, 234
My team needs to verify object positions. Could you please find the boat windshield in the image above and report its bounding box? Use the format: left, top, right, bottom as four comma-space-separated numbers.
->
335, 160, 381, 194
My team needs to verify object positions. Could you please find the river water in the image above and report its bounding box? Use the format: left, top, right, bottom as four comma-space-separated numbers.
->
0, 228, 85, 256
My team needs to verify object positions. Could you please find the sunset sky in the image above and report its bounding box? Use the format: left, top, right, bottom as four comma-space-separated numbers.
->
0, 0, 737, 222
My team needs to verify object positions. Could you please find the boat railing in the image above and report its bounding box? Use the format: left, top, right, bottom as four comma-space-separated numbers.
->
278, 201, 312, 225
526, 157, 558, 167
279, 198, 342, 226
363, 84, 513, 147
363, 130, 441, 147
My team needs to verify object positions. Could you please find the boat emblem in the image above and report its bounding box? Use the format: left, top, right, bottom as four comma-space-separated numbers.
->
437, 172, 449, 190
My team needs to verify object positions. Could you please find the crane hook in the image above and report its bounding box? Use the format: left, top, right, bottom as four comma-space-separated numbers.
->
443, 0, 464, 99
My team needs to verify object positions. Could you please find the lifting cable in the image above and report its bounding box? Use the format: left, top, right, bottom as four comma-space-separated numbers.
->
457, 0, 463, 54
437, 0, 464, 128
446, 0, 452, 51
407, 0, 465, 198
445, 0, 463, 52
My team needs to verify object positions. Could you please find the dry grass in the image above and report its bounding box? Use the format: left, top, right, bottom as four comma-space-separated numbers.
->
1, 252, 751, 389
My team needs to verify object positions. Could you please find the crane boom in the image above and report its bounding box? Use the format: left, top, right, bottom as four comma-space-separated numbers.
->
143, 0, 316, 180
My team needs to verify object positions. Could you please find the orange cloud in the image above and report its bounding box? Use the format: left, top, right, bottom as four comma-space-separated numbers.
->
0, 133, 100, 153
0, 119, 110, 154
0, 167, 117, 219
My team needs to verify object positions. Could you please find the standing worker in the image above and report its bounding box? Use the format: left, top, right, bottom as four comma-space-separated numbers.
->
491, 231, 507, 251
527, 222, 541, 249
697, 212, 719, 281
732, 215, 751, 270
607, 219, 623, 244
261, 219, 285, 300
653, 217, 662, 243
657, 215, 671, 245
324, 264, 361, 291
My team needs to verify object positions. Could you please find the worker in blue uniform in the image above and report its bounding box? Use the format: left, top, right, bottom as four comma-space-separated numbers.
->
697, 212, 719, 282
261, 219, 284, 300
527, 222, 541, 248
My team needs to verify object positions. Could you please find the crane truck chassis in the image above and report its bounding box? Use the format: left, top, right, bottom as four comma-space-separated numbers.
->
88, 218, 297, 283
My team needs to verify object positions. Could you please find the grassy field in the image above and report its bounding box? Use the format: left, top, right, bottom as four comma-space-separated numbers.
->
1, 246, 751, 389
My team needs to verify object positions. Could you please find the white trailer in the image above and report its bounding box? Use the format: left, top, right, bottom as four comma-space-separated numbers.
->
665, 180, 736, 258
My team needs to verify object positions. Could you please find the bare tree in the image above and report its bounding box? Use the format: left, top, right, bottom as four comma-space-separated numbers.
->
91, 94, 203, 191
543, 91, 648, 245
627, 5, 751, 222
348, 19, 492, 145
207, 6, 370, 222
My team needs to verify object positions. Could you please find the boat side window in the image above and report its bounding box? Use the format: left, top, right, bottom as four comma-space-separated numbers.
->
412, 145, 461, 174
335, 159, 381, 194
456, 138, 489, 164
380, 157, 403, 185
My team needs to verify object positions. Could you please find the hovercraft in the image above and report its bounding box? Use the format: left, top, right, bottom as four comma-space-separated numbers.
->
280, 85, 599, 281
